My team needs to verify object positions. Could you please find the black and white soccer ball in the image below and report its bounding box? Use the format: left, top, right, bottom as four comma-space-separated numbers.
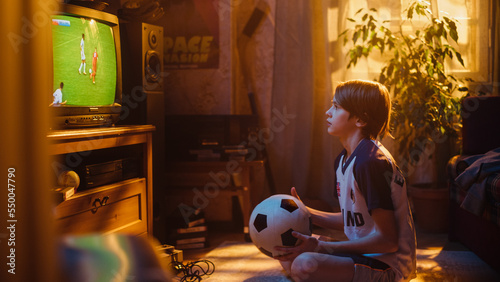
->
249, 194, 312, 258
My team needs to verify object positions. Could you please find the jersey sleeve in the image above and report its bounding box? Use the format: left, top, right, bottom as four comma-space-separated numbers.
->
354, 153, 394, 212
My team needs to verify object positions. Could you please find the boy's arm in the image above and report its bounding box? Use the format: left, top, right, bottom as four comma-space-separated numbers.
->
290, 187, 343, 231
319, 208, 398, 254
275, 208, 398, 260
308, 207, 344, 231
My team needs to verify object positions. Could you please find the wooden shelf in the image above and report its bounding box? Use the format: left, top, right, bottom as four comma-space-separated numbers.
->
48, 125, 155, 237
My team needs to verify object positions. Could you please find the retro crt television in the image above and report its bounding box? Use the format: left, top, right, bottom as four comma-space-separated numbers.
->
50, 4, 122, 128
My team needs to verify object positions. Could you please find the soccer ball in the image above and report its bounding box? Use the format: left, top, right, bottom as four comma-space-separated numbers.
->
89, 68, 92, 74
249, 194, 312, 258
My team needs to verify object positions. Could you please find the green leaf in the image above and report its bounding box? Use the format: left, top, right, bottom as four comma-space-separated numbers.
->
407, 5, 414, 19
444, 17, 457, 30
387, 64, 394, 76
353, 31, 360, 44
450, 28, 458, 42
427, 64, 434, 76
455, 52, 465, 66
379, 40, 385, 53
362, 26, 368, 41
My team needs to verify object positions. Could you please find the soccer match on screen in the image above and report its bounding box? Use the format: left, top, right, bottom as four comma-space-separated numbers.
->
51, 15, 117, 106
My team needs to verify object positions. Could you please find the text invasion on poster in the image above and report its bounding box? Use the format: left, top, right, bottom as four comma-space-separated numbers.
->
162, 0, 219, 69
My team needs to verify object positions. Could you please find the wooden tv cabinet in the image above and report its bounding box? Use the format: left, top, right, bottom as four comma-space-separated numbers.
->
47, 125, 155, 237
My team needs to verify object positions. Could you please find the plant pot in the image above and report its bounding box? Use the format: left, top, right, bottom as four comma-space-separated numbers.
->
408, 184, 450, 233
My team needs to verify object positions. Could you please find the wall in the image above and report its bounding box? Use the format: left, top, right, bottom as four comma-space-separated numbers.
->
156, 0, 275, 117
158, 0, 232, 114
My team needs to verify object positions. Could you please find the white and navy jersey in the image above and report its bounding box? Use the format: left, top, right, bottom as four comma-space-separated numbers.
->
334, 139, 416, 281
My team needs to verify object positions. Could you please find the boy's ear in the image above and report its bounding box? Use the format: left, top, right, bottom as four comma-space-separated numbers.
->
355, 116, 367, 128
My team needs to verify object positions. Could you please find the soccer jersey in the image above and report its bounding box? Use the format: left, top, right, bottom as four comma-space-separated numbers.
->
53, 88, 62, 104
92, 51, 98, 68
80, 38, 85, 60
92, 51, 98, 73
334, 139, 416, 281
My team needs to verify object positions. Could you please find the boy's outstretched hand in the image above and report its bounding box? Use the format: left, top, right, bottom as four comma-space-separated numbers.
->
273, 231, 320, 261
290, 186, 301, 200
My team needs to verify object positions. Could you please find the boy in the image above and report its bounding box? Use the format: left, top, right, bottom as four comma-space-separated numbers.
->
275, 80, 416, 282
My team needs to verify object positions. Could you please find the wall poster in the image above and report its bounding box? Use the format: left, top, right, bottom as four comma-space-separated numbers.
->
162, 0, 219, 69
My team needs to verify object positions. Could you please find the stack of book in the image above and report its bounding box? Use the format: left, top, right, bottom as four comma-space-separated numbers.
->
189, 149, 221, 161
175, 224, 208, 250
222, 145, 248, 161
188, 145, 250, 162
169, 206, 208, 250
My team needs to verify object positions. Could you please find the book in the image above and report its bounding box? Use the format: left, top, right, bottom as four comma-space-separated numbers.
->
185, 217, 206, 228
169, 205, 206, 228
168, 205, 208, 250
173, 229, 208, 250
224, 148, 249, 154
175, 236, 206, 245
176, 241, 209, 250
174, 230, 208, 239
176, 225, 208, 234
189, 149, 221, 161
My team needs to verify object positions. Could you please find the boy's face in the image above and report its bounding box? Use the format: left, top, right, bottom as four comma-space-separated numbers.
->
325, 98, 357, 137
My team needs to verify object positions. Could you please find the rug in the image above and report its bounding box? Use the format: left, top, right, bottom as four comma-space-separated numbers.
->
176, 241, 500, 282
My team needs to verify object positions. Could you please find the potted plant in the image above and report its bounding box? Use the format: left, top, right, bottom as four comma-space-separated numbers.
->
339, 1, 471, 232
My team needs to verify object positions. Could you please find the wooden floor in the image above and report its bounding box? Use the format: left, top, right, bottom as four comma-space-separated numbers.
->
180, 222, 248, 261
179, 221, 469, 261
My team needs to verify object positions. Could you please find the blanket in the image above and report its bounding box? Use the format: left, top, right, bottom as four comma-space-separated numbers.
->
455, 147, 500, 216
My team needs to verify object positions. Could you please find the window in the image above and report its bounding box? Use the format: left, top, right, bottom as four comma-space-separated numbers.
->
332, 0, 492, 82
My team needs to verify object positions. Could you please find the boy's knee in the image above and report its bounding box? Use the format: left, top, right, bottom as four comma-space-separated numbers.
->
290, 253, 320, 282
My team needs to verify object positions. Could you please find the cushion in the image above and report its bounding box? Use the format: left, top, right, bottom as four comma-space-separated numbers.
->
461, 96, 500, 155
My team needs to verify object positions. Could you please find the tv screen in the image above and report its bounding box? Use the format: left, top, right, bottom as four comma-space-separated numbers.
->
52, 15, 116, 106
50, 4, 122, 128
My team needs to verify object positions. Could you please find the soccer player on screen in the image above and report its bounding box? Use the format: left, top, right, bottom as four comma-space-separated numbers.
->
49, 82, 67, 106
90, 47, 98, 84
78, 33, 87, 75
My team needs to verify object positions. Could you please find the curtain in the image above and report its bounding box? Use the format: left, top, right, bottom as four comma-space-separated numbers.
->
494, 0, 500, 95
252, 0, 491, 207
268, 0, 343, 208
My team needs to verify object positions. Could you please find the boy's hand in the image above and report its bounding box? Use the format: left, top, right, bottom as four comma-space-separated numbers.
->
290, 186, 301, 200
273, 231, 320, 261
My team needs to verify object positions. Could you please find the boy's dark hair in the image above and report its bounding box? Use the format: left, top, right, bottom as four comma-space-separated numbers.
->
334, 79, 391, 139
60, 82, 64, 88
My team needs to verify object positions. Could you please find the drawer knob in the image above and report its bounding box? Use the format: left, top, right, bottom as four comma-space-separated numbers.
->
91, 196, 110, 214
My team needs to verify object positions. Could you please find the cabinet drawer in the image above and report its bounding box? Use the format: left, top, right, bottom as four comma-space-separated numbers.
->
54, 178, 147, 235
